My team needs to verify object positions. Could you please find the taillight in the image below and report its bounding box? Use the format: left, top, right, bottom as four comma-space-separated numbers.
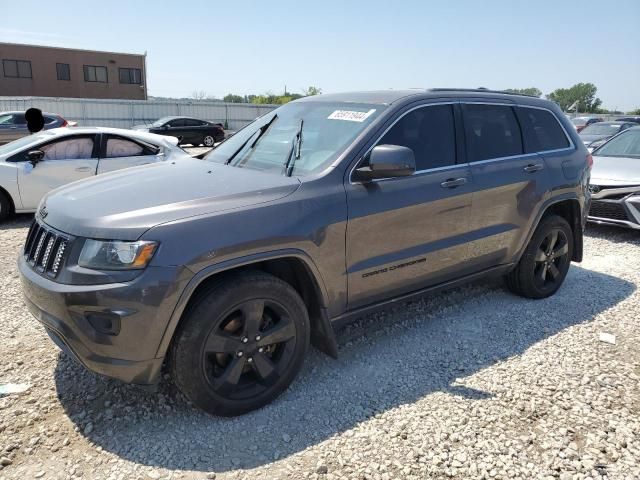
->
61, 119, 68, 127
586, 153, 593, 168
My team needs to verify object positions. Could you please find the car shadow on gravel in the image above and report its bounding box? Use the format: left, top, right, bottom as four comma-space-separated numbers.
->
53, 265, 634, 473
585, 223, 640, 245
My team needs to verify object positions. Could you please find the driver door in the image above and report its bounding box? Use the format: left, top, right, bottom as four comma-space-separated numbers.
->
16, 134, 98, 210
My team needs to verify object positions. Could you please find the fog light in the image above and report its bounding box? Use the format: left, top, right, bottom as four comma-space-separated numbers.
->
86, 312, 121, 335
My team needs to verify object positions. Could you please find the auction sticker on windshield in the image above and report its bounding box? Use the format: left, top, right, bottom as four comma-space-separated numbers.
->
328, 109, 376, 122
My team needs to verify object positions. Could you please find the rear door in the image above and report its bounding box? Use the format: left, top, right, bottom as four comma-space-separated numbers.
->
15, 134, 98, 209
463, 103, 550, 270
165, 118, 187, 143
345, 103, 474, 309
97, 134, 162, 174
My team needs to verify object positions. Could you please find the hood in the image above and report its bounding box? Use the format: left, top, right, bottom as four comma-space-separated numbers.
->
590, 155, 640, 186
580, 134, 610, 144
41, 158, 301, 240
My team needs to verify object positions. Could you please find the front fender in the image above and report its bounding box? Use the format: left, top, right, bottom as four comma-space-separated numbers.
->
153, 248, 331, 358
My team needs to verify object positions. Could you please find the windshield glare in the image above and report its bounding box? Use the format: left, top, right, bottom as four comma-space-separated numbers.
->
581, 123, 622, 135
205, 101, 383, 175
594, 129, 640, 158
571, 118, 587, 126
151, 117, 172, 127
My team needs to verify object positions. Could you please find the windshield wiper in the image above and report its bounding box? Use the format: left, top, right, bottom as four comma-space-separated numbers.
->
283, 119, 304, 177
224, 114, 278, 165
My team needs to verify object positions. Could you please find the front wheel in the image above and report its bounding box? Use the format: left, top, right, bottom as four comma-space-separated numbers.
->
203, 135, 215, 147
506, 215, 573, 299
169, 271, 310, 416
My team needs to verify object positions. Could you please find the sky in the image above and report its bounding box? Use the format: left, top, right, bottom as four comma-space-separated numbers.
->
2, 0, 639, 111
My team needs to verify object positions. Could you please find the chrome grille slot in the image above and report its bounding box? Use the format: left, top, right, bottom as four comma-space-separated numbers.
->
23, 221, 69, 278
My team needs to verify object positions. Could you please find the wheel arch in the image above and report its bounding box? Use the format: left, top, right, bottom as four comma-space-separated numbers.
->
0, 184, 16, 214
156, 249, 338, 361
518, 195, 583, 265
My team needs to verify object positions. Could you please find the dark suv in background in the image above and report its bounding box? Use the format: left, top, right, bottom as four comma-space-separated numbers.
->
19, 89, 591, 416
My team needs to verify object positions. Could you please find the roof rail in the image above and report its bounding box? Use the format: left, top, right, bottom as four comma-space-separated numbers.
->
429, 88, 541, 98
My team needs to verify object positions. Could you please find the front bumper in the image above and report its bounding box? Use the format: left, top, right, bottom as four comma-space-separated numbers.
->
587, 192, 640, 230
19, 256, 191, 385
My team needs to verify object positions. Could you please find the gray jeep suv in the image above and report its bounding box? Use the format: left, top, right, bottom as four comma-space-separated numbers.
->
19, 89, 591, 416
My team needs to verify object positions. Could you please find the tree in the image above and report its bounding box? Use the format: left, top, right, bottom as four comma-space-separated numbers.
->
505, 87, 542, 97
630, 108, 640, 115
223, 94, 246, 103
546, 83, 602, 113
191, 90, 208, 100
303, 86, 322, 96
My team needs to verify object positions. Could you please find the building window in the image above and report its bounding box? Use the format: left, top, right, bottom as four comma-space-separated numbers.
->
3, 59, 32, 78
119, 68, 142, 84
83, 65, 108, 83
56, 63, 70, 81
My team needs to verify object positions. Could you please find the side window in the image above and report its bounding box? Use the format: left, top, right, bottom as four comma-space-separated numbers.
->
12, 114, 27, 125
183, 119, 202, 127
462, 104, 523, 162
378, 104, 456, 170
40, 136, 95, 160
105, 137, 144, 158
516, 107, 570, 153
168, 119, 185, 127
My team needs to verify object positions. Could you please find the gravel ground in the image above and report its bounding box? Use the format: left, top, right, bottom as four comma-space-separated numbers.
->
1, 216, 638, 480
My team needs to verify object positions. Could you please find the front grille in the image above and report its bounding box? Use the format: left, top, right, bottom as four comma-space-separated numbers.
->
589, 200, 629, 222
23, 221, 69, 277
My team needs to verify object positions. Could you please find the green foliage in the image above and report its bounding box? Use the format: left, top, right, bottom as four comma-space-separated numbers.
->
505, 87, 542, 97
546, 83, 602, 113
223, 94, 246, 103
630, 108, 640, 115
222, 86, 322, 105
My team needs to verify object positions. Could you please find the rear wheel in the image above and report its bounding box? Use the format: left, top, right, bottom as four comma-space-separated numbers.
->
169, 271, 309, 416
506, 215, 573, 299
0, 191, 11, 222
203, 135, 215, 147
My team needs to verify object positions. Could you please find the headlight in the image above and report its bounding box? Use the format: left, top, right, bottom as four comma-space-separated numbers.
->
79, 240, 158, 270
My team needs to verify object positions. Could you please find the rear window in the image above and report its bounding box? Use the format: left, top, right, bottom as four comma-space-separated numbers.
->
462, 104, 523, 162
581, 123, 623, 135
517, 107, 570, 153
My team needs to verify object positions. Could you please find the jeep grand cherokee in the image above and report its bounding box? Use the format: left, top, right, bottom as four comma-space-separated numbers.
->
19, 89, 591, 416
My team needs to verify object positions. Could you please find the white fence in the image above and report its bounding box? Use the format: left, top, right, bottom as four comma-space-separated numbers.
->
0, 97, 278, 130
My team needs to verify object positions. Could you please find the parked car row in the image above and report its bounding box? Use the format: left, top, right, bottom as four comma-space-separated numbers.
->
0, 111, 76, 144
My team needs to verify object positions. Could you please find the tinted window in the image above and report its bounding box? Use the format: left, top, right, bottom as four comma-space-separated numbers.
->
463, 104, 523, 162
517, 107, 569, 153
168, 119, 185, 127
12, 113, 26, 125
56, 63, 70, 81
183, 119, 203, 127
378, 104, 456, 170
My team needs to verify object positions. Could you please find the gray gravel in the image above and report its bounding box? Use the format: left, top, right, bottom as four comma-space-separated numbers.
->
1, 215, 639, 479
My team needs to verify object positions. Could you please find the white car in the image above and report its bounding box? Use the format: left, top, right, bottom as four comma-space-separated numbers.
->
0, 127, 190, 221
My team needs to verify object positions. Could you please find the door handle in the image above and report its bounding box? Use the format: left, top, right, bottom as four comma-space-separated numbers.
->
524, 163, 544, 173
75, 166, 91, 172
440, 177, 467, 188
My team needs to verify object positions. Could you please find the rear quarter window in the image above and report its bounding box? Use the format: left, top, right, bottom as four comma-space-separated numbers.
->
516, 107, 570, 153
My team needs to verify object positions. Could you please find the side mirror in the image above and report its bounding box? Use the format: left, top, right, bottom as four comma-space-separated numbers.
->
354, 145, 416, 181
27, 150, 45, 166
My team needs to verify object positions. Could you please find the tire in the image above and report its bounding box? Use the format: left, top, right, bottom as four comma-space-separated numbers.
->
506, 214, 573, 299
203, 135, 215, 147
0, 191, 11, 222
169, 271, 310, 416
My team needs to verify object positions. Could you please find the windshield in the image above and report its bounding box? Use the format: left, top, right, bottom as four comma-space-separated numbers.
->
581, 123, 623, 135
0, 114, 13, 125
571, 118, 587, 126
0, 132, 55, 157
205, 101, 383, 176
594, 129, 640, 158
151, 117, 174, 127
